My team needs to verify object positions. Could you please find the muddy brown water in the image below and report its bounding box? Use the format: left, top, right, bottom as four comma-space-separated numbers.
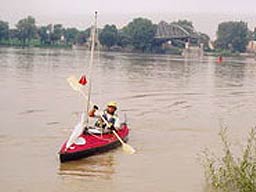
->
0, 47, 256, 192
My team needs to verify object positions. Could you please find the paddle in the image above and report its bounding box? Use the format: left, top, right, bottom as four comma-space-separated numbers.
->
112, 130, 136, 154
100, 114, 136, 154
67, 75, 82, 92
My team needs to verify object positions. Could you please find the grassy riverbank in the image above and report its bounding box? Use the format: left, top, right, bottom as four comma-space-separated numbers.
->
0, 39, 72, 48
201, 128, 256, 192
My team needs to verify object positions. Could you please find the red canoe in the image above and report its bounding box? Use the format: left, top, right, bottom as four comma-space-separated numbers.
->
59, 123, 129, 162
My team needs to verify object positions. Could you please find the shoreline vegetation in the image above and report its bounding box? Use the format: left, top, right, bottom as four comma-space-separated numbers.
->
201, 127, 256, 191
0, 16, 255, 57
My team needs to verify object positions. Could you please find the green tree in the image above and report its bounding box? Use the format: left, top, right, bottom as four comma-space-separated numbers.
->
9, 29, 19, 39
116, 30, 130, 47
38, 25, 51, 45
16, 16, 37, 46
99, 24, 118, 48
76, 30, 89, 45
64, 28, 79, 45
0, 20, 9, 41
51, 24, 64, 45
215, 21, 250, 53
124, 18, 156, 52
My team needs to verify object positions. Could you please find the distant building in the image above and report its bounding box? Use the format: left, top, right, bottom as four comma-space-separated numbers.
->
247, 41, 256, 53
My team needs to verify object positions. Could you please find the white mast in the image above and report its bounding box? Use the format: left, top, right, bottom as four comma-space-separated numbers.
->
85, 11, 97, 124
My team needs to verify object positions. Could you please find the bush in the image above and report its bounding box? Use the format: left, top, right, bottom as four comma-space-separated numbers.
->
201, 127, 256, 192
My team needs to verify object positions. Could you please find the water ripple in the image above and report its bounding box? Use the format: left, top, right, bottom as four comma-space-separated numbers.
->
19, 109, 45, 115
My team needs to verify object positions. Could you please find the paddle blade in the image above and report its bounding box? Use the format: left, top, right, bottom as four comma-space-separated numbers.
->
67, 76, 82, 91
112, 130, 136, 155
122, 143, 136, 154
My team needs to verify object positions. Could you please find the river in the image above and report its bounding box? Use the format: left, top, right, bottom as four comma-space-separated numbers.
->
0, 47, 256, 192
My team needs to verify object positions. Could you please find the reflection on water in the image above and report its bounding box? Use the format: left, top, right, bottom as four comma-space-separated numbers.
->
19, 109, 46, 115
0, 47, 256, 192
58, 154, 115, 180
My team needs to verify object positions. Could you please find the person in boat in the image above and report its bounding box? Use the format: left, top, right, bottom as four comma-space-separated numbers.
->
88, 101, 120, 132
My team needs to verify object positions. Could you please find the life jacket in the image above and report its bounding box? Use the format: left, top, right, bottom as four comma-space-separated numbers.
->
95, 110, 117, 128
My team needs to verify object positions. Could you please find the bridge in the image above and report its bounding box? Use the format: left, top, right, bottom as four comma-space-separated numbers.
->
154, 21, 201, 45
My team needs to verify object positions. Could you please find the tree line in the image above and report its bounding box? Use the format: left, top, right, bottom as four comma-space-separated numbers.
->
0, 16, 90, 48
0, 16, 255, 53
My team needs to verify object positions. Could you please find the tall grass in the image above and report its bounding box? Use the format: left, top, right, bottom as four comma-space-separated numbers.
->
201, 127, 256, 192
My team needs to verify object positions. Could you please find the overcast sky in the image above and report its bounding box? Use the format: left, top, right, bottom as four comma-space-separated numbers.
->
1, 0, 256, 15
0, 0, 256, 38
